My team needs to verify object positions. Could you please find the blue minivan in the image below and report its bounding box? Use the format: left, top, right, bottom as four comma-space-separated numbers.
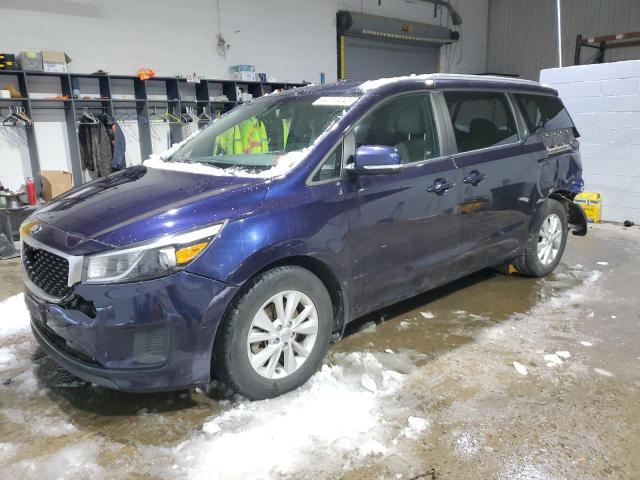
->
21, 74, 587, 399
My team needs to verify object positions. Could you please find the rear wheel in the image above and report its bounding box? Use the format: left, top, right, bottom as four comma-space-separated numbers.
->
213, 266, 332, 400
515, 198, 568, 277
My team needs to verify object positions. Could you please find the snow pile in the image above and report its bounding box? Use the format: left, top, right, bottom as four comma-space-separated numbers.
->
0, 294, 30, 338
454, 431, 483, 458
6, 440, 104, 479
401, 416, 430, 439
170, 352, 406, 479
0, 345, 17, 370
2, 408, 77, 437
512, 361, 528, 376
543, 353, 563, 367
0, 443, 18, 463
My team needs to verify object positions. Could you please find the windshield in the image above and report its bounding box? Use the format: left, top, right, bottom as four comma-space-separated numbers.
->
167, 92, 362, 172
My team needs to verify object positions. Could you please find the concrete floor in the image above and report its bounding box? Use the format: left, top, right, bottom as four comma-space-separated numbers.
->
0, 223, 639, 479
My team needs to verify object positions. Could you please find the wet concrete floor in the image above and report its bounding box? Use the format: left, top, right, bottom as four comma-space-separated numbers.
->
0, 222, 639, 479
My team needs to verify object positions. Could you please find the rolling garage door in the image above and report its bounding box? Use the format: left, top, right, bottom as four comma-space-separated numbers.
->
343, 36, 440, 81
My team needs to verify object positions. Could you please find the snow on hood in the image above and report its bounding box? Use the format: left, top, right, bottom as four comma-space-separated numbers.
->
142, 130, 310, 179
143, 149, 308, 179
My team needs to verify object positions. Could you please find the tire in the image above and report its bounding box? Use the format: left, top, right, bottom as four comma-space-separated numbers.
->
213, 266, 333, 400
515, 198, 568, 277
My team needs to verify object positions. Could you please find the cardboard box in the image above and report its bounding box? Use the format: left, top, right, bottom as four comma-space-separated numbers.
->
41, 170, 73, 201
229, 71, 257, 81
575, 192, 601, 223
42, 51, 72, 73
18, 51, 43, 71
0, 53, 18, 71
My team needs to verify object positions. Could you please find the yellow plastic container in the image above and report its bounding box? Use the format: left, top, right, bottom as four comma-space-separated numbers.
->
575, 192, 601, 223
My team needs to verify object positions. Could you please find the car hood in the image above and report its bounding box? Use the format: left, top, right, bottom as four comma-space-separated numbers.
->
34, 165, 270, 248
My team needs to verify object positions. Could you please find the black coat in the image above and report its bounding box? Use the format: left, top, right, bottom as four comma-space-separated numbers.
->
78, 120, 112, 177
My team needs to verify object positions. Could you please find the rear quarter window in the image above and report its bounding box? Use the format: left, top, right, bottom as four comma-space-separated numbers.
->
514, 94, 578, 136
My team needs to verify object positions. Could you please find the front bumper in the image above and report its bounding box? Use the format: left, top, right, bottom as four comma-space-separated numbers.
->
25, 270, 238, 392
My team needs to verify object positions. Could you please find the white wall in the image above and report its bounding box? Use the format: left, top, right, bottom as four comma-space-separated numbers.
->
0, 0, 487, 191
540, 60, 640, 224
0, 0, 487, 83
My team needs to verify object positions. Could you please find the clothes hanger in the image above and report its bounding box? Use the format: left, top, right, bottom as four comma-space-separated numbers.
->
161, 107, 182, 124
187, 107, 200, 123
76, 109, 100, 125
1, 106, 31, 126
148, 106, 166, 124
15, 106, 33, 126
1, 106, 18, 126
115, 108, 138, 123
197, 107, 212, 124
180, 109, 194, 124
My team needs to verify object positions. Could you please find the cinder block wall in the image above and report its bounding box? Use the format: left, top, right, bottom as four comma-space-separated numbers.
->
540, 60, 640, 224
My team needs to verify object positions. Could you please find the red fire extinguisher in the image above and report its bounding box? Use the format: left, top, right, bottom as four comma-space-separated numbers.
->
26, 177, 36, 205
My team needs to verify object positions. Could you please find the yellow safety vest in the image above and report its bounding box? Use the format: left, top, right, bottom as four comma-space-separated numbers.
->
240, 118, 269, 154
213, 117, 269, 155
213, 125, 242, 155
282, 118, 290, 149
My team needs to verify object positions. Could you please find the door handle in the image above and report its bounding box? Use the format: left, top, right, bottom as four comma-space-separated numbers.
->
463, 170, 486, 186
427, 178, 455, 195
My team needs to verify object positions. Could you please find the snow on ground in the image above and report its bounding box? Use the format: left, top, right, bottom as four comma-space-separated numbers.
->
0, 294, 30, 338
8, 440, 105, 480
167, 352, 408, 479
0, 264, 612, 479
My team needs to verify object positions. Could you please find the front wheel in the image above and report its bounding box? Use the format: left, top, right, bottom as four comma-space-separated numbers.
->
213, 266, 333, 400
515, 198, 568, 277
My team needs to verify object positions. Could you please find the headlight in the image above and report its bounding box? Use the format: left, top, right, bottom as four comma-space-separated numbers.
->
83, 222, 225, 284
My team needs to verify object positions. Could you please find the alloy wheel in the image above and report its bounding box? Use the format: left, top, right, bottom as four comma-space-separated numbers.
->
246, 290, 318, 379
537, 213, 562, 266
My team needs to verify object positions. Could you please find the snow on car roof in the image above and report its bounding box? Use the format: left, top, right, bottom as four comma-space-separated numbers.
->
278, 74, 555, 98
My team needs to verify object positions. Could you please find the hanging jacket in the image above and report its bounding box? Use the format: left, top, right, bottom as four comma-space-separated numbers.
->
111, 119, 126, 171
78, 121, 112, 177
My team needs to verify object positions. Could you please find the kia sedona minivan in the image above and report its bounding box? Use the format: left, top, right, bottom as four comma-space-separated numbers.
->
21, 74, 587, 400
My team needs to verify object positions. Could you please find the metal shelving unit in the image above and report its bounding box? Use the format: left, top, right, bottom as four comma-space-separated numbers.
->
574, 30, 640, 65
0, 70, 305, 193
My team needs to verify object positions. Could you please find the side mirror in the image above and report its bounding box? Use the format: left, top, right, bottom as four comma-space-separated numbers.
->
345, 145, 402, 176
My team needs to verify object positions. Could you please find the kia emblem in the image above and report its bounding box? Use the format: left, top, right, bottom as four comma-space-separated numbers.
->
30, 224, 41, 235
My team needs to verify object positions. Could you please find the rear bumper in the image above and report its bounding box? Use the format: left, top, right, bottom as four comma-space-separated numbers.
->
25, 271, 238, 392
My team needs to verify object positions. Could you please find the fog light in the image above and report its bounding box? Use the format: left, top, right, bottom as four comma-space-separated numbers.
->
133, 327, 170, 365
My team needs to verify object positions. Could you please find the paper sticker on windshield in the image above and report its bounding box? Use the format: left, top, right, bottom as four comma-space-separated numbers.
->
312, 96, 358, 107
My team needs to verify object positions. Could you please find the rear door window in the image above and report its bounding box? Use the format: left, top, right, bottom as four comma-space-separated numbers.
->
514, 93, 578, 136
443, 91, 519, 153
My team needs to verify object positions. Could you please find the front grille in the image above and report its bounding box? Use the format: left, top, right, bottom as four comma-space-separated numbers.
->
22, 242, 72, 298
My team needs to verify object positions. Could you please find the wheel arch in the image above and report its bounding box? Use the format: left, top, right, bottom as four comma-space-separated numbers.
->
254, 255, 348, 337
215, 254, 348, 346
549, 190, 588, 236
